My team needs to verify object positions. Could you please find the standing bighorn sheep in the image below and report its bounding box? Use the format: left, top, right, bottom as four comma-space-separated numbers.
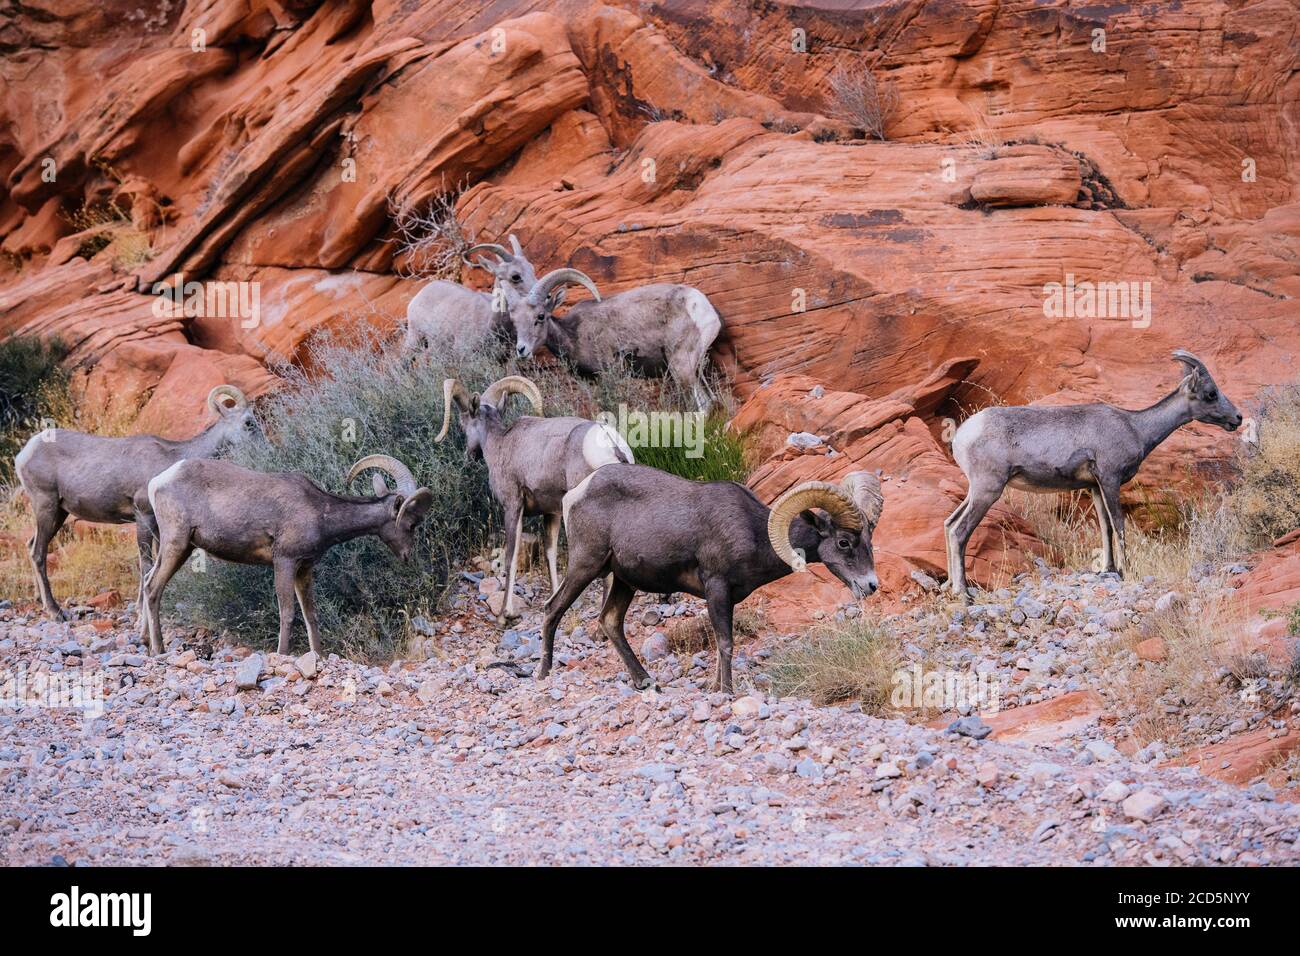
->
13, 385, 259, 620
436, 374, 633, 622
545, 465, 883, 693
508, 268, 722, 410
143, 455, 432, 655
402, 235, 537, 352
946, 349, 1242, 595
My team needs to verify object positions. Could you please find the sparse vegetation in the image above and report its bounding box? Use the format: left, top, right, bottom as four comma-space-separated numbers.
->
766, 617, 902, 709
388, 180, 475, 281
0, 335, 70, 486
827, 63, 898, 141
166, 327, 750, 659
1225, 380, 1300, 546
666, 606, 764, 656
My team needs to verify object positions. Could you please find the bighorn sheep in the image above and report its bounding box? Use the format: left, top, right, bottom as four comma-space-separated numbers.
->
544, 465, 883, 693
142, 455, 432, 655
946, 350, 1242, 595
401, 235, 537, 352
508, 268, 722, 410
435, 374, 633, 622
13, 385, 259, 620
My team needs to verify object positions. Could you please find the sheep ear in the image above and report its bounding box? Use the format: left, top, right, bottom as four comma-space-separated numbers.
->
371, 473, 388, 497
549, 287, 567, 309
470, 394, 481, 415
801, 509, 834, 536
397, 488, 433, 528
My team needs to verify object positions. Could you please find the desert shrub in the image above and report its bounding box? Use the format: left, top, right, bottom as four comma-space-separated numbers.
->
827, 64, 898, 141
0, 335, 70, 486
166, 327, 751, 659
388, 181, 475, 281
665, 606, 765, 656
1225, 381, 1300, 545
766, 618, 901, 709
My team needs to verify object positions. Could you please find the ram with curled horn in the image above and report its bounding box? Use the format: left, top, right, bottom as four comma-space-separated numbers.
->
436, 373, 634, 623
401, 232, 539, 353
14, 383, 263, 623
141, 454, 433, 656
543, 465, 884, 693
507, 264, 723, 410
945, 347, 1242, 598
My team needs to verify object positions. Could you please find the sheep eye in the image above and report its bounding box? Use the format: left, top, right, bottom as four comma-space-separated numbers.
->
511, 274, 521, 283
836, 537, 852, 551
1205, 389, 1217, 401
535, 315, 546, 325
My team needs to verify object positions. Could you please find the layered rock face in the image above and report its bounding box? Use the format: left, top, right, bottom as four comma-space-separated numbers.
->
2, 1, 1297, 566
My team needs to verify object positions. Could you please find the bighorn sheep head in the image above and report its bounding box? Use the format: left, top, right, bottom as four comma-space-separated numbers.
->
513, 268, 601, 359
1171, 349, 1242, 432
766, 470, 883, 598
464, 234, 538, 307
205, 384, 262, 446
435, 375, 544, 461
345, 454, 433, 562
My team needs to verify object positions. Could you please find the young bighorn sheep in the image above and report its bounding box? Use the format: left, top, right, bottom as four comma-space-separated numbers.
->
401, 235, 537, 352
142, 455, 432, 655
13, 385, 258, 620
946, 350, 1242, 595
509, 268, 722, 410
436, 374, 633, 622
546, 465, 883, 693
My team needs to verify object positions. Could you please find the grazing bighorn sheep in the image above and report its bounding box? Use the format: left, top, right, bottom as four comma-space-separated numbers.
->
401, 235, 537, 352
13, 385, 258, 620
508, 268, 722, 410
435, 374, 633, 622
544, 464, 883, 693
946, 349, 1242, 596
142, 455, 432, 656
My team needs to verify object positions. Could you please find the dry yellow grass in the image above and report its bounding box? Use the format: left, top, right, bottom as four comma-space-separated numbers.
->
665, 605, 765, 656
765, 617, 903, 710
1228, 383, 1300, 545
0, 487, 138, 607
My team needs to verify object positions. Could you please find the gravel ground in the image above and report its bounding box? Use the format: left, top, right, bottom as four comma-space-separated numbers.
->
2, 566, 1299, 866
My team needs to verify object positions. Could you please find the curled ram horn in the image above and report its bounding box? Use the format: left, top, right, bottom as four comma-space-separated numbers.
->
530, 268, 601, 305
206, 384, 248, 416
346, 454, 417, 498
435, 379, 474, 442
480, 375, 542, 417
463, 242, 513, 268
765, 480, 863, 572
839, 469, 884, 528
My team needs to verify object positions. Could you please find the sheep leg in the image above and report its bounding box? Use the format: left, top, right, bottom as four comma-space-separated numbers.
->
499, 504, 524, 623
293, 565, 322, 656
598, 577, 653, 690
1095, 479, 1127, 576
942, 497, 970, 590
133, 514, 158, 614
705, 584, 736, 694
273, 558, 299, 655
26, 499, 68, 620
949, 482, 1004, 601
1091, 487, 1115, 573
538, 557, 605, 680
142, 538, 193, 655
669, 346, 711, 412
542, 512, 562, 596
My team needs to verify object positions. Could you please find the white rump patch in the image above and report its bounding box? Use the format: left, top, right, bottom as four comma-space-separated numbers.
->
12, 432, 46, 491
950, 411, 988, 475
582, 422, 634, 470
683, 288, 722, 344
562, 472, 598, 534
147, 460, 188, 512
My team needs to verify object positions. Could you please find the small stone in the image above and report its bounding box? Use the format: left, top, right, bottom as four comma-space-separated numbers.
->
295, 651, 319, 679
417, 680, 439, 704
976, 761, 999, 788
1099, 780, 1131, 803
487, 592, 506, 618
1122, 789, 1167, 822
641, 631, 669, 662
1134, 637, 1167, 662
730, 695, 761, 719
763, 752, 789, 775
947, 716, 992, 740
235, 654, 264, 691
691, 701, 711, 722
